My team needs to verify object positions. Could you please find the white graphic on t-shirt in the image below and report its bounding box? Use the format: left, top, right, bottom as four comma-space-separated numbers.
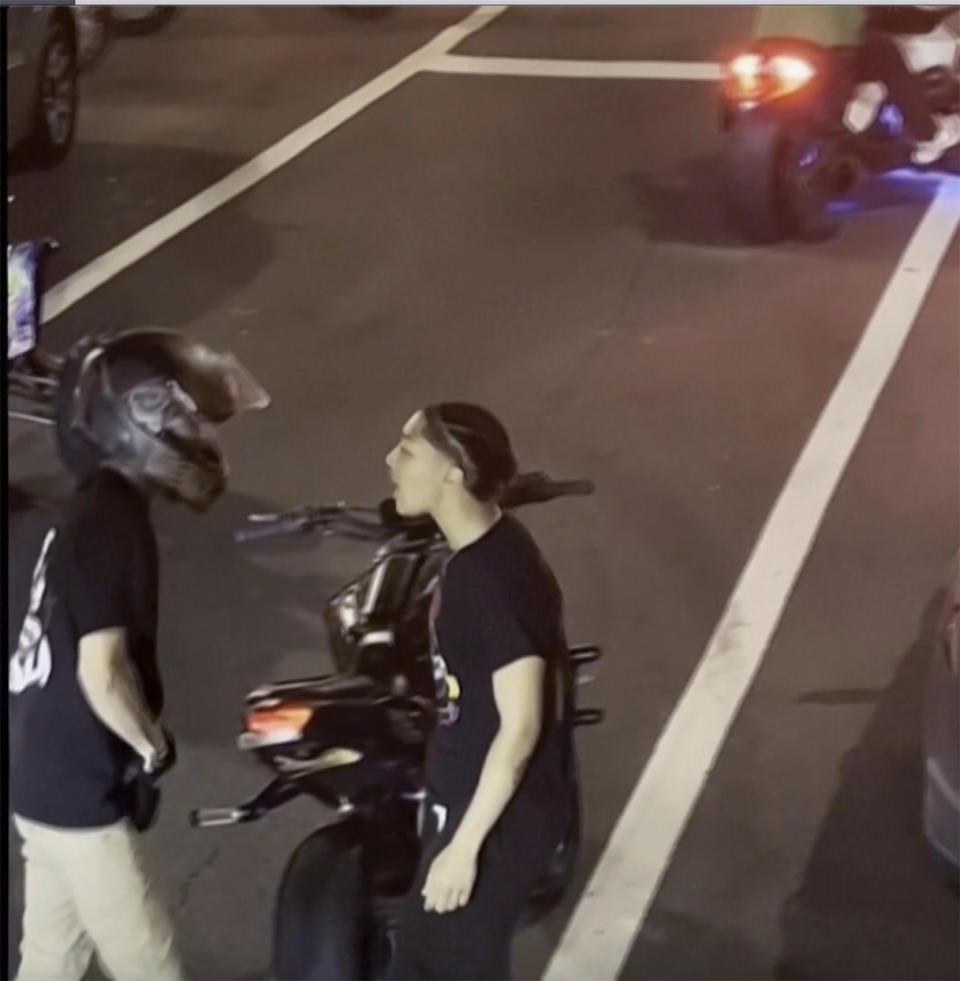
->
9, 528, 57, 694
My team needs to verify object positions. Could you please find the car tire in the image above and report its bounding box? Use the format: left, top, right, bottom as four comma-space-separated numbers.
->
28, 18, 78, 167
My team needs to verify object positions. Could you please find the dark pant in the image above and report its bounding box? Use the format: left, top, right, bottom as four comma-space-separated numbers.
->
385, 795, 567, 981
859, 34, 937, 141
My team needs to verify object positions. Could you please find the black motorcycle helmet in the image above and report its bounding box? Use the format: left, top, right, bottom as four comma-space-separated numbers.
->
421, 402, 518, 503
56, 328, 270, 511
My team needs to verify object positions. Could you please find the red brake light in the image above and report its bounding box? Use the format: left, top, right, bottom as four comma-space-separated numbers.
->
724, 51, 816, 102
726, 53, 764, 98
769, 54, 816, 90
245, 702, 313, 735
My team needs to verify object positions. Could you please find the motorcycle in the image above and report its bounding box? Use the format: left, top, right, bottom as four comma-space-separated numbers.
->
192, 473, 604, 980
720, 7, 960, 242
7, 233, 64, 427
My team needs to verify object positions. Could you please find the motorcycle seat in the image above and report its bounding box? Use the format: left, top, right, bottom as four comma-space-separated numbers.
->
248, 673, 377, 703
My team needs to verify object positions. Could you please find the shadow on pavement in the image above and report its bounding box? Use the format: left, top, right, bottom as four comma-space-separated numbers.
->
618, 155, 743, 250
618, 154, 946, 251
8, 141, 269, 301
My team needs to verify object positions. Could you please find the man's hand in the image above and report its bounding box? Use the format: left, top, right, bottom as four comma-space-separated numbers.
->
421, 841, 478, 914
140, 725, 177, 779
142, 728, 177, 778
78, 628, 172, 770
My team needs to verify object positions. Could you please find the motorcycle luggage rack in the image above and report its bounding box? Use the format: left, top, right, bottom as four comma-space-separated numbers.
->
569, 644, 601, 666
572, 708, 605, 726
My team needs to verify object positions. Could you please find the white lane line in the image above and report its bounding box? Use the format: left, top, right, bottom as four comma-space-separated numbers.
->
425, 54, 722, 81
544, 178, 960, 981
41, 5, 506, 325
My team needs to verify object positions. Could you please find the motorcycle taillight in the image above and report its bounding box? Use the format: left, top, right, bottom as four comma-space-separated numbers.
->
726, 52, 765, 99
723, 51, 816, 102
245, 701, 313, 737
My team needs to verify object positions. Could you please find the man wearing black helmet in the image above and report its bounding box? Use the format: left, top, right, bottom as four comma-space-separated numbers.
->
8, 330, 269, 980
384, 403, 571, 980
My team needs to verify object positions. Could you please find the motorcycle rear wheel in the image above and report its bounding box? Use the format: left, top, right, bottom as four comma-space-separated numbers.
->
273, 823, 392, 980
724, 108, 840, 243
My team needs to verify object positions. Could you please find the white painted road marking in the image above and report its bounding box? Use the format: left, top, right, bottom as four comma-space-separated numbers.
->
544, 177, 960, 981
40, 5, 507, 325
426, 54, 723, 81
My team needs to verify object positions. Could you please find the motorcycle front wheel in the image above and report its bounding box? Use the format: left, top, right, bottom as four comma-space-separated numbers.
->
723, 108, 840, 244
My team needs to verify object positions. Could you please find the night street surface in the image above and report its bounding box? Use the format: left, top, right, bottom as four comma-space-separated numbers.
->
6, 7, 959, 980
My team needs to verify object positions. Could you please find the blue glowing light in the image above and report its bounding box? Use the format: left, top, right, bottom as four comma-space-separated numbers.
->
826, 199, 862, 216
879, 103, 903, 135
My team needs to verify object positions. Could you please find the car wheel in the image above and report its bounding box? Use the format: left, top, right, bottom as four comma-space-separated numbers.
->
29, 19, 78, 167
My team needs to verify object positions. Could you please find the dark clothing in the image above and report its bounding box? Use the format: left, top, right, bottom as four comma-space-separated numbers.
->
425, 514, 568, 815
9, 469, 161, 828
859, 6, 953, 141
386, 791, 568, 981
389, 514, 572, 979
858, 33, 938, 140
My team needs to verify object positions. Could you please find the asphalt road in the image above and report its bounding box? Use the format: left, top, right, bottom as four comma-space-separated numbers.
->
6, 7, 959, 980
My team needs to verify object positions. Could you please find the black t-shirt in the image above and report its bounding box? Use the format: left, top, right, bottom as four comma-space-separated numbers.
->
8, 468, 162, 828
424, 514, 569, 816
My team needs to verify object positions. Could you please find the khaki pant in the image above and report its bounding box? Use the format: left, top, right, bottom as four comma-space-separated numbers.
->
13, 814, 183, 981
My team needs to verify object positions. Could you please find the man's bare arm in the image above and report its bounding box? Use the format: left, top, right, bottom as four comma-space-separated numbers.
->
76, 627, 167, 765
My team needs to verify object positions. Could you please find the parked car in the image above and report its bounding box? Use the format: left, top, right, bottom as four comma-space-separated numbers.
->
6, 6, 78, 166
108, 6, 178, 36
923, 553, 960, 888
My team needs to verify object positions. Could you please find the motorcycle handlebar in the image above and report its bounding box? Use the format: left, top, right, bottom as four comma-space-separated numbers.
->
234, 517, 309, 544
234, 507, 390, 545
235, 473, 595, 545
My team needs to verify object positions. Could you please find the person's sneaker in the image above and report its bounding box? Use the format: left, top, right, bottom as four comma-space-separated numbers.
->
912, 114, 960, 165
843, 82, 887, 134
